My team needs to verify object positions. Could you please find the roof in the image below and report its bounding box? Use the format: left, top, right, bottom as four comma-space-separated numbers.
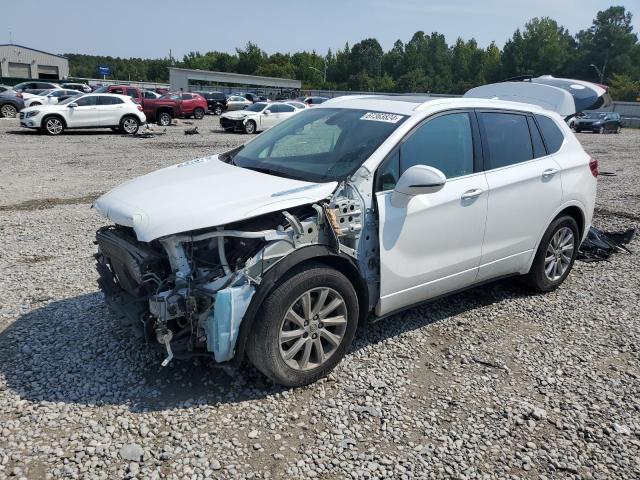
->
318, 95, 558, 117
0, 44, 67, 60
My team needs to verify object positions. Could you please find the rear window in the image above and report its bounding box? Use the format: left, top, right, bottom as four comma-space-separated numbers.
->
535, 115, 565, 154
480, 112, 533, 169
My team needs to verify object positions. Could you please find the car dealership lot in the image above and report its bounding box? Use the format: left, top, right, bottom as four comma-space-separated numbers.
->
0, 117, 638, 479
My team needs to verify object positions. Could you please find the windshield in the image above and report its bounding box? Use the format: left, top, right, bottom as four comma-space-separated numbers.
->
59, 95, 82, 105
584, 112, 607, 119
245, 102, 268, 112
93, 86, 109, 93
231, 108, 406, 182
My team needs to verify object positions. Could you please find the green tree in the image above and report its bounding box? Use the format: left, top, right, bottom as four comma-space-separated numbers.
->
608, 73, 640, 100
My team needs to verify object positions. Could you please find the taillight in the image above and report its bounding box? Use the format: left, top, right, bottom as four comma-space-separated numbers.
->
589, 158, 599, 177
137, 105, 143, 112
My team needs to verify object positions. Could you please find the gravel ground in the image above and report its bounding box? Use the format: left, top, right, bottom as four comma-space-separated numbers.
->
0, 117, 638, 479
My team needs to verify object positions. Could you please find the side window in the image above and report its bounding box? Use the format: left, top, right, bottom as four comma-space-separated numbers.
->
98, 96, 123, 105
527, 116, 547, 158
75, 96, 98, 106
182, 93, 192, 100
111, 87, 125, 95
535, 114, 565, 155
267, 104, 281, 113
51, 90, 66, 97
480, 112, 533, 169
376, 149, 400, 192
400, 112, 474, 179
279, 104, 295, 113
126, 88, 138, 98
143, 91, 154, 99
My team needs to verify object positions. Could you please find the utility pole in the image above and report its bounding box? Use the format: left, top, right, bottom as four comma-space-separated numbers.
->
589, 62, 605, 84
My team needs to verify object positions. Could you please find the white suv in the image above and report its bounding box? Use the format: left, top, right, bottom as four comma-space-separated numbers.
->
94, 77, 606, 386
20, 93, 146, 135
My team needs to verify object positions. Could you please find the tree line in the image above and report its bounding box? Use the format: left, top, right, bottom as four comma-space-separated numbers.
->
66, 6, 640, 101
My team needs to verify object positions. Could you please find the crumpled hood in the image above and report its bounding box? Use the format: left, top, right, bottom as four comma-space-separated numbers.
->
94, 155, 338, 242
221, 110, 256, 120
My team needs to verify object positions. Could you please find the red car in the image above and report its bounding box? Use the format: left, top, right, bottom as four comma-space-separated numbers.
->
94, 86, 208, 125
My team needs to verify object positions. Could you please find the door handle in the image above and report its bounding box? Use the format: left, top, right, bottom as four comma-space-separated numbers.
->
461, 188, 484, 200
542, 168, 559, 178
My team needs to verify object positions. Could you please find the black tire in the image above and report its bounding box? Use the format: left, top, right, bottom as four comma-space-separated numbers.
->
616, 126, 622, 134
213, 105, 223, 116
524, 215, 579, 292
156, 111, 172, 127
598, 126, 605, 134
120, 115, 140, 135
193, 108, 205, 120
243, 120, 256, 134
574, 128, 581, 133
42, 116, 65, 135
246, 265, 359, 387
0, 104, 18, 118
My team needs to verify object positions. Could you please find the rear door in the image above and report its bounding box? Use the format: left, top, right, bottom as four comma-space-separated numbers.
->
97, 95, 125, 125
476, 110, 563, 281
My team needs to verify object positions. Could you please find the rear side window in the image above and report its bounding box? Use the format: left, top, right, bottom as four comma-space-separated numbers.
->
279, 104, 295, 113
401, 112, 474, 179
98, 96, 123, 105
535, 114, 565, 154
480, 112, 533, 169
527, 117, 547, 158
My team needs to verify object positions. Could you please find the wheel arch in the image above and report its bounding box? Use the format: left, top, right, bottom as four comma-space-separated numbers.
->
233, 245, 369, 365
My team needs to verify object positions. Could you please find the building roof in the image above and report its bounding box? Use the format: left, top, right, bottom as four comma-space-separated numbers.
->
0, 44, 67, 60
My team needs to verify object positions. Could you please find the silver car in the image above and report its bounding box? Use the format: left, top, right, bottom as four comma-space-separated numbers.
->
226, 95, 252, 111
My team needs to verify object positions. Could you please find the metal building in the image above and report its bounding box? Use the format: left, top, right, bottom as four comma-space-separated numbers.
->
0, 44, 69, 80
169, 67, 301, 94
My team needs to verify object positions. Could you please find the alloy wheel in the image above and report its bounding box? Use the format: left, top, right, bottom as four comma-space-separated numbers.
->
45, 118, 63, 135
122, 117, 138, 134
278, 287, 348, 371
544, 227, 575, 281
1, 104, 17, 118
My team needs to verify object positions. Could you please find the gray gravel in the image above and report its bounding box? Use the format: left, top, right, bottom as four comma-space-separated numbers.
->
0, 117, 639, 479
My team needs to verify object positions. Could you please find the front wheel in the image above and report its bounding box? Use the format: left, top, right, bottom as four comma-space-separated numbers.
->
120, 115, 140, 135
193, 107, 205, 120
43, 116, 65, 135
598, 126, 605, 134
243, 120, 256, 134
524, 215, 579, 292
616, 126, 622, 134
213, 105, 223, 116
246, 266, 359, 387
156, 112, 172, 127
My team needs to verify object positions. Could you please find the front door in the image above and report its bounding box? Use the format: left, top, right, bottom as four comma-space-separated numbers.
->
476, 111, 563, 281
66, 95, 100, 127
376, 111, 488, 316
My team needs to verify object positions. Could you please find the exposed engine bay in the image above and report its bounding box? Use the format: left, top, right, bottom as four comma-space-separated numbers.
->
95, 181, 377, 366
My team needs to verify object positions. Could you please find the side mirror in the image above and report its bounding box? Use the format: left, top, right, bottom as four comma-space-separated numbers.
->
391, 165, 446, 207
68, 103, 78, 108
263, 110, 271, 115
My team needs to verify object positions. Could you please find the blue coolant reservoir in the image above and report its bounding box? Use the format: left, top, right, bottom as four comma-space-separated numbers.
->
206, 282, 256, 362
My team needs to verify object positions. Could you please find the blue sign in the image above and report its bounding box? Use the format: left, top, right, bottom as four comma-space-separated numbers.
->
98, 65, 111, 76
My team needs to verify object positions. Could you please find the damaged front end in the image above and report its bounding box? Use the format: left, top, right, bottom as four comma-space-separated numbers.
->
95, 184, 372, 366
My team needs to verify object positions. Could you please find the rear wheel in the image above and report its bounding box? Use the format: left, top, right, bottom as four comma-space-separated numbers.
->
120, 115, 140, 134
616, 126, 622, 134
193, 107, 205, 120
156, 111, 172, 127
244, 120, 256, 134
42, 116, 65, 135
524, 215, 579, 292
0, 104, 17, 118
247, 266, 359, 387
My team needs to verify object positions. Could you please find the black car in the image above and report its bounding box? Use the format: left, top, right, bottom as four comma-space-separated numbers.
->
0, 91, 25, 118
194, 91, 227, 115
574, 111, 622, 134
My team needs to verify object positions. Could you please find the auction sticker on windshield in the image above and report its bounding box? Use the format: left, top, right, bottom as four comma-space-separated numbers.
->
360, 112, 404, 123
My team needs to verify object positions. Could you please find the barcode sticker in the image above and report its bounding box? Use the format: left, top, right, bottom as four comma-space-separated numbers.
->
360, 112, 404, 123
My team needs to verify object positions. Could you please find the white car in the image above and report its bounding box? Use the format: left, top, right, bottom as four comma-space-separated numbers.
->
219, 101, 299, 134
94, 76, 606, 387
24, 89, 82, 107
20, 93, 146, 135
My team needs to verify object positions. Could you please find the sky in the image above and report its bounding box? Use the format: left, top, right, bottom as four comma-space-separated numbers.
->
3, 0, 638, 59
